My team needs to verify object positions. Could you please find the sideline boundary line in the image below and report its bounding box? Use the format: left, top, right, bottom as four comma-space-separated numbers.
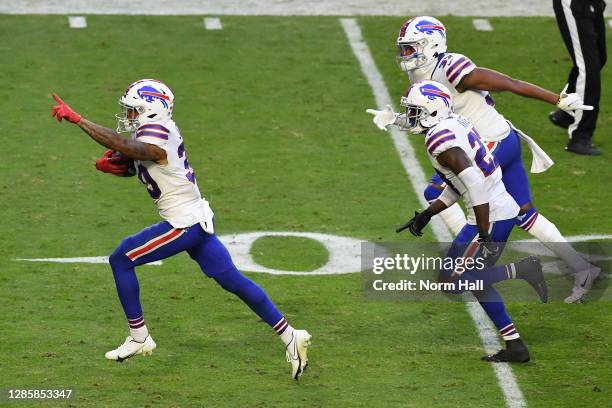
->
340, 17, 526, 408
2, 0, 612, 17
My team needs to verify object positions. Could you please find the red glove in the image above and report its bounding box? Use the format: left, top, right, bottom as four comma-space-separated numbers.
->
95, 149, 132, 176
51, 93, 82, 123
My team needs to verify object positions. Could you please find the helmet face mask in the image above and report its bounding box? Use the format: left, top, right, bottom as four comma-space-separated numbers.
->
399, 97, 428, 134
396, 39, 429, 71
116, 103, 145, 133
116, 79, 174, 133
400, 80, 453, 134
396, 16, 447, 73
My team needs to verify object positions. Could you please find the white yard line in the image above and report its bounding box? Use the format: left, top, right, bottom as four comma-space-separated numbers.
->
68, 16, 87, 28
2, 0, 612, 17
16, 257, 162, 266
472, 18, 493, 31
340, 18, 525, 408
204, 17, 223, 30
608, 19, 612, 29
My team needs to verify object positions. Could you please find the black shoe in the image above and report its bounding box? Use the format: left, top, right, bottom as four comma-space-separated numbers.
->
565, 142, 601, 156
515, 256, 548, 303
482, 339, 530, 363
549, 109, 574, 129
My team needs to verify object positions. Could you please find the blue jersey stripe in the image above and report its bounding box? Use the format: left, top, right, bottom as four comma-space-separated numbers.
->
136, 131, 168, 140
427, 134, 456, 154
138, 124, 170, 133
426, 130, 453, 147
448, 60, 473, 83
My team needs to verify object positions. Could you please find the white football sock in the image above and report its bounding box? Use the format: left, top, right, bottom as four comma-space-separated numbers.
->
528, 214, 592, 273
130, 325, 149, 343
436, 203, 466, 236
280, 325, 295, 346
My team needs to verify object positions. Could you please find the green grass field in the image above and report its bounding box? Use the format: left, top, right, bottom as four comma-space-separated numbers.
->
1, 15, 611, 407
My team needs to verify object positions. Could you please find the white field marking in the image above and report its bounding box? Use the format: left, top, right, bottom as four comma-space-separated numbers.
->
510, 234, 612, 260
204, 17, 222, 30
219, 231, 362, 275
4, 0, 612, 17
608, 20, 612, 29
529, 234, 612, 243
472, 18, 493, 31
16, 257, 162, 266
68, 16, 87, 28
15, 234, 609, 276
340, 18, 526, 408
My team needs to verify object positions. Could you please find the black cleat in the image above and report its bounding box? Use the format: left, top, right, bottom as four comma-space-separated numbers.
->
548, 109, 573, 129
565, 142, 601, 156
482, 339, 530, 363
515, 256, 548, 303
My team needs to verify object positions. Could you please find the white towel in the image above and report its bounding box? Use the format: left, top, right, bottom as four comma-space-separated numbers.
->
508, 121, 554, 173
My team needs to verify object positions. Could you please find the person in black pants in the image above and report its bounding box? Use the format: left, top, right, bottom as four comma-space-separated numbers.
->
551, 0, 606, 155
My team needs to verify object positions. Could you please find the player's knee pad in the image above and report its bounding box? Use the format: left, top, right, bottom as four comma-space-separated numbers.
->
516, 207, 538, 231
423, 183, 443, 203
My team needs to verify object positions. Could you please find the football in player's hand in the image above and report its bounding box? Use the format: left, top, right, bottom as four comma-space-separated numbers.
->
111, 151, 136, 176
111, 151, 132, 163
95, 150, 136, 177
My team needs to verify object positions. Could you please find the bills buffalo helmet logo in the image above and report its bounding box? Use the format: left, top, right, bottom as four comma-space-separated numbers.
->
415, 20, 446, 38
137, 86, 170, 108
419, 83, 450, 107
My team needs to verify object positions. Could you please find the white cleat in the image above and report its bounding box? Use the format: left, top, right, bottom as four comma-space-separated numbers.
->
565, 266, 601, 304
105, 335, 156, 362
285, 330, 311, 380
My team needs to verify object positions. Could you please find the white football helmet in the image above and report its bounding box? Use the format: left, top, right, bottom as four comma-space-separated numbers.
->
399, 80, 453, 134
116, 79, 174, 132
396, 16, 447, 72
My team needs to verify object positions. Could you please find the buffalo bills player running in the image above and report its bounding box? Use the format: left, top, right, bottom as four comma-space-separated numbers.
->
395, 80, 547, 362
367, 16, 599, 303
51, 79, 311, 380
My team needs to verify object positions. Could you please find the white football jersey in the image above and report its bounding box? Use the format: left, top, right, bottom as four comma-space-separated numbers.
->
409, 53, 510, 141
425, 114, 519, 224
132, 120, 213, 228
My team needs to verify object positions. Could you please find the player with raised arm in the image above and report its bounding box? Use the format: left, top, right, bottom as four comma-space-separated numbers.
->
51, 79, 311, 380
367, 16, 599, 303
395, 80, 548, 362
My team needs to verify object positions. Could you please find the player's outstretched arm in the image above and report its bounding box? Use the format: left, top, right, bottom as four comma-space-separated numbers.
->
51, 93, 166, 162
456, 68, 592, 114
77, 118, 166, 162
457, 67, 558, 103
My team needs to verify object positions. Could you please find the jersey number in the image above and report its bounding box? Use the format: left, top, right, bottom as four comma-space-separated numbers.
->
136, 143, 195, 200
137, 165, 162, 200
467, 129, 497, 176
177, 142, 195, 184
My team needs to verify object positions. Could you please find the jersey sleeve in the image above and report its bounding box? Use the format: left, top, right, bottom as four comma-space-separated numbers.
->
444, 53, 476, 88
135, 124, 170, 148
425, 128, 458, 157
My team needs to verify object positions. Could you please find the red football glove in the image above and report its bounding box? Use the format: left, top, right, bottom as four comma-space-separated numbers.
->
95, 149, 132, 177
51, 93, 82, 123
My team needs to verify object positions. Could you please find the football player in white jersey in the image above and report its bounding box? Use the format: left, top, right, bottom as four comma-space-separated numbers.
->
51, 79, 311, 380
367, 16, 599, 303
395, 80, 548, 362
